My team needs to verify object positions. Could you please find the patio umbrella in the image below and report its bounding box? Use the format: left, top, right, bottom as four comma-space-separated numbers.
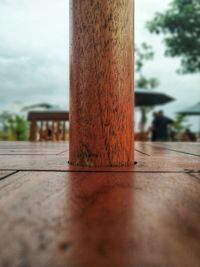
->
22, 103, 59, 111
177, 102, 200, 116
134, 89, 175, 140
135, 88, 175, 107
177, 102, 200, 136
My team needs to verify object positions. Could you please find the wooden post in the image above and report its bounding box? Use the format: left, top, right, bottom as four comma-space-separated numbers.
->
70, 0, 134, 167
30, 120, 37, 141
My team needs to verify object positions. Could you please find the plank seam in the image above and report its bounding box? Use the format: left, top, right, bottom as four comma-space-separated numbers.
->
0, 169, 199, 174
0, 170, 19, 181
148, 144, 200, 157
187, 173, 200, 184
134, 149, 150, 156
56, 150, 69, 155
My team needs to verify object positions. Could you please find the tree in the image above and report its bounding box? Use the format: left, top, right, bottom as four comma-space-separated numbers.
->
173, 114, 191, 140
0, 112, 28, 141
135, 43, 159, 135
135, 42, 159, 89
0, 111, 10, 132
8, 115, 28, 141
147, 0, 200, 74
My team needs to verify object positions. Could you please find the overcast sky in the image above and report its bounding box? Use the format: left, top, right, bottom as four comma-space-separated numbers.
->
0, 0, 199, 130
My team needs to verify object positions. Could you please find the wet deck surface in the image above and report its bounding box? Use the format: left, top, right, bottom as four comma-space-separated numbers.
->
0, 141, 200, 267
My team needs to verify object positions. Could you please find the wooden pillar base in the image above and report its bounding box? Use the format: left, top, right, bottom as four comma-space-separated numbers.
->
70, 0, 134, 167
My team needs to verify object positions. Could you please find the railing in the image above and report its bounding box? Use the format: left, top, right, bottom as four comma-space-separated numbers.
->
28, 111, 69, 141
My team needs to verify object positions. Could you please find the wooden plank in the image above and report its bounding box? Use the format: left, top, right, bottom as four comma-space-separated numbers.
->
150, 142, 200, 157
0, 171, 200, 267
0, 171, 16, 180
135, 142, 200, 157
0, 141, 69, 148
0, 149, 69, 155
0, 141, 197, 158
0, 153, 199, 172
135, 142, 175, 157
0, 142, 69, 155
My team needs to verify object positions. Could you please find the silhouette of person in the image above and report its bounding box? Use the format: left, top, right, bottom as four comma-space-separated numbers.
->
151, 112, 158, 141
154, 110, 174, 141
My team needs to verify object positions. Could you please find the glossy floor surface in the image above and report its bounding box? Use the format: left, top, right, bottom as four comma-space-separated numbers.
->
0, 142, 200, 267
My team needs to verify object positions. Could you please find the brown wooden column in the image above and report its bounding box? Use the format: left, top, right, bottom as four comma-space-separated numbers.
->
69, 0, 134, 167
30, 120, 37, 141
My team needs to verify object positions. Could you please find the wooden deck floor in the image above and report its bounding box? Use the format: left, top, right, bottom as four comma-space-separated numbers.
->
0, 142, 200, 267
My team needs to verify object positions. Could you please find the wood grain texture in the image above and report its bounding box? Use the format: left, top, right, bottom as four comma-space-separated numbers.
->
0, 141, 69, 155
0, 171, 200, 267
151, 142, 200, 157
0, 171, 15, 180
0, 153, 199, 172
70, 0, 134, 167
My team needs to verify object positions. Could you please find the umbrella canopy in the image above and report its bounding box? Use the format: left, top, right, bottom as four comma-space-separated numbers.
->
22, 103, 60, 112
135, 88, 175, 107
177, 102, 200, 116
177, 102, 200, 137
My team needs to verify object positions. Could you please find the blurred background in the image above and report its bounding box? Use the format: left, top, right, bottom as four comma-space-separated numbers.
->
0, 0, 199, 141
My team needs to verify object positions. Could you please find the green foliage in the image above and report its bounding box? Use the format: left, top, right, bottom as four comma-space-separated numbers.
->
147, 0, 200, 73
0, 112, 28, 141
135, 43, 159, 128
136, 76, 159, 89
173, 114, 190, 138
8, 115, 28, 141
0, 111, 10, 132
135, 43, 154, 73
135, 42, 159, 89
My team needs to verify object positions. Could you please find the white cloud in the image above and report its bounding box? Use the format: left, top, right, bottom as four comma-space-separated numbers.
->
0, 0, 69, 111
